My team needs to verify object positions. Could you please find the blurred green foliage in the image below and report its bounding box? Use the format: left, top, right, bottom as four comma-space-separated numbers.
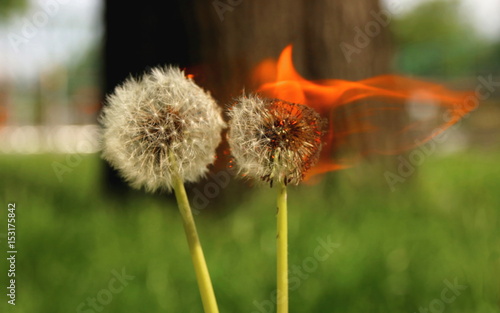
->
0, 0, 27, 20
392, 0, 500, 76
0, 151, 498, 313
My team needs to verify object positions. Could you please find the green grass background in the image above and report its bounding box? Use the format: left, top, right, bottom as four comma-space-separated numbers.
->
0, 150, 499, 313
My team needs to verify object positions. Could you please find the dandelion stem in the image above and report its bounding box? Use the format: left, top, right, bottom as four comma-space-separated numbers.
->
276, 181, 288, 313
172, 173, 219, 313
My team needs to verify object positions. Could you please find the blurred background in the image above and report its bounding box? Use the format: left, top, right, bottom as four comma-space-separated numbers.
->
0, 0, 499, 312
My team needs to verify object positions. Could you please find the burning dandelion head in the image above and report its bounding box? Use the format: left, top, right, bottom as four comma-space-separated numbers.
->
101, 66, 226, 192
228, 94, 325, 186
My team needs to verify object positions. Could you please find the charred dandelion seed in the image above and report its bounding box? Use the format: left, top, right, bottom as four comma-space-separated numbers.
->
228, 94, 325, 186
228, 94, 325, 313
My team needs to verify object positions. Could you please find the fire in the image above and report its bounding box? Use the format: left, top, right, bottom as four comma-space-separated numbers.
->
253, 45, 476, 180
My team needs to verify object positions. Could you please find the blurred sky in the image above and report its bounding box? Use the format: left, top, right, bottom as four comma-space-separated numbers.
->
0, 0, 499, 84
0, 0, 102, 82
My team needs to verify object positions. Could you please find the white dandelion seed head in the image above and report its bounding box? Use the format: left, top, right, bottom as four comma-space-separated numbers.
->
227, 94, 325, 186
100, 66, 226, 192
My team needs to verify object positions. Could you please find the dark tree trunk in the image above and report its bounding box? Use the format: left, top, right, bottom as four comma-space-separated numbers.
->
103, 0, 394, 200
103, 1, 198, 194
193, 0, 393, 99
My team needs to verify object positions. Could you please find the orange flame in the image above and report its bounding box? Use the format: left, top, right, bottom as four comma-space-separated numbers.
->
253, 45, 476, 180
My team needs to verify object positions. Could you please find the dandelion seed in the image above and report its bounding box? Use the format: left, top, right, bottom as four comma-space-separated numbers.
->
100, 66, 226, 192
100, 66, 223, 313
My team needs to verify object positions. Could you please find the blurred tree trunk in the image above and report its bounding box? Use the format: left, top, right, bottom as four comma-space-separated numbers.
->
103, 0, 395, 199
194, 0, 393, 100
193, 0, 395, 189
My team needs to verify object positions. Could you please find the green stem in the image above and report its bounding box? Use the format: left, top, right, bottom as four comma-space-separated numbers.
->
276, 182, 288, 313
172, 173, 219, 313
